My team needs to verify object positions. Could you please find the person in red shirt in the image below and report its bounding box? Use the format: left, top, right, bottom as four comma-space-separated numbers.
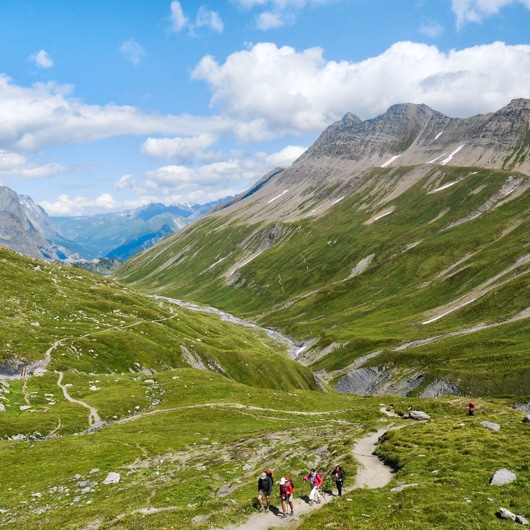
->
303, 469, 323, 505
279, 477, 294, 518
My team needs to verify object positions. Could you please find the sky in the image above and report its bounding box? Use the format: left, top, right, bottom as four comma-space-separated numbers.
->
1, 0, 530, 217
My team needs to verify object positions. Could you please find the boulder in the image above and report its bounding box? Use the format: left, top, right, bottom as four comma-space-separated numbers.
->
403, 410, 430, 421
499, 507, 516, 521
103, 472, 120, 485
491, 469, 516, 486
481, 421, 500, 431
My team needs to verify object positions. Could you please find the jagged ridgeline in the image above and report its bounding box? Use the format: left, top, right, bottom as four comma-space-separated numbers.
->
115, 99, 530, 398
0, 247, 315, 390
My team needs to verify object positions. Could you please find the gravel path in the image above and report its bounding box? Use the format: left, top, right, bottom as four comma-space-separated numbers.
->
220, 424, 398, 530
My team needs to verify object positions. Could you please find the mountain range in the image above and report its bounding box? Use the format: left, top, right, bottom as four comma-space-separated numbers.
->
0, 186, 226, 262
116, 98, 530, 398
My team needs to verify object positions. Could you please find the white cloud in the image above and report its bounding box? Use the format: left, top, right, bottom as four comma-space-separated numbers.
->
452, 0, 530, 28
192, 40, 530, 129
29, 50, 54, 68
419, 19, 444, 38
256, 11, 285, 29
114, 173, 133, 190
0, 74, 233, 151
196, 7, 224, 33
119, 39, 145, 65
141, 133, 217, 161
234, 0, 329, 9
265, 145, 306, 167
40, 193, 119, 216
234, 0, 330, 29
143, 155, 270, 197
0, 149, 65, 178
170, 1, 188, 32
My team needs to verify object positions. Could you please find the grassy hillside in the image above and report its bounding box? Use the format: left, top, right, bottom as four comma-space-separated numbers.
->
0, 247, 315, 391
1, 244, 529, 528
115, 166, 530, 397
0, 366, 529, 529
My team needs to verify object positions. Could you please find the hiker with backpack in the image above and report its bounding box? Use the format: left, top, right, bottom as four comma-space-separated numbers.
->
330, 465, 345, 496
257, 471, 273, 512
279, 477, 294, 518
303, 468, 323, 505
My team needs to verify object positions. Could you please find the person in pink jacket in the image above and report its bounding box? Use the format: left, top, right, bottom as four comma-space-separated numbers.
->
303, 468, 323, 505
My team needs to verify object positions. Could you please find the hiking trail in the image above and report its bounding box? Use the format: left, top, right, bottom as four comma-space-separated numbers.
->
219, 421, 402, 530
56, 371, 103, 428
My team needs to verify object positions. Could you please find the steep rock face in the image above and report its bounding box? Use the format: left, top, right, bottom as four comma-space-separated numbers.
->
0, 186, 61, 260
301, 99, 530, 170
214, 99, 530, 226
303, 103, 450, 162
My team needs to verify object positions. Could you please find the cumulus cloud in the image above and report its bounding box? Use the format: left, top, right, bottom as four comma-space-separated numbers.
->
119, 39, 145, 65
192, 40, 530, 128
3, 39, 530, 164
141, 133, 217, 162
265, 145, 306, 167
29, 50, 54, 68
196, 7, 224, 33
143, 154, 270, 197
0, 149, 65, 178
40, 193, 119, 216
170, 1, 188, 32
452, 0, 530, 29
137, 143, 306, 205
0, 74, 233, 151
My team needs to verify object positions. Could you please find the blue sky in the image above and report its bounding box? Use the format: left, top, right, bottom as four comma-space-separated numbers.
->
1, 0, 530, 216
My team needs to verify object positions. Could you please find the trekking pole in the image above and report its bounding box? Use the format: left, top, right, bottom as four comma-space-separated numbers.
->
320, 487, 328, 503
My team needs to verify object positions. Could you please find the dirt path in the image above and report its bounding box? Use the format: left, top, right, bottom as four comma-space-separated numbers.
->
220, 424, 399, 530
56, 371, 103, 428
352, 426, 395, 489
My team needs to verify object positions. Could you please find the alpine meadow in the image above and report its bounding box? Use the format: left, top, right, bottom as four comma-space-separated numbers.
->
2, 100, 530, 529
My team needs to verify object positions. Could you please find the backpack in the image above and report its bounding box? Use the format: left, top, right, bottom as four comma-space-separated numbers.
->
285, 476, 295, 490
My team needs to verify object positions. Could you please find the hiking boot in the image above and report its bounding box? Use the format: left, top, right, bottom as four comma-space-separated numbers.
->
259, 506, 263, 512
317, 500, 321, 504
265, 507, 269, 513
290, 511, 294, 516
309, 501, 313, 506
281, 513, 287, 519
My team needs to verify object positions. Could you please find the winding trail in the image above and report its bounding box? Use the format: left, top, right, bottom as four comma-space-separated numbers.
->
352, 426, 396, 489
220, 423, 401, 530
56, 371, 103, 428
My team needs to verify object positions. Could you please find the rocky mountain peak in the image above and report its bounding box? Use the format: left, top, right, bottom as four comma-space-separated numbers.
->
0, 186, 60, 260
214, 99, 530, 225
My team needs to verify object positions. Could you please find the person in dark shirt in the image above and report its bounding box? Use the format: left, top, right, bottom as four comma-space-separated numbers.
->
257, 471, 273, 512
330, 465, 345, 496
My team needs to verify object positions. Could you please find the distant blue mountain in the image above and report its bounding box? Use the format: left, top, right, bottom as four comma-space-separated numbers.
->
52, 198, 231, 261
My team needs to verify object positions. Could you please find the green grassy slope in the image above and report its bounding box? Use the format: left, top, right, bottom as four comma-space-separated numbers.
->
0, 247, 315, 391
115, 166, 530, 397
0, 367, 528, 529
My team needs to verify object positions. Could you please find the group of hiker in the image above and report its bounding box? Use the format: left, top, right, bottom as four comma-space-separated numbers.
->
257, 465, 346, 518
